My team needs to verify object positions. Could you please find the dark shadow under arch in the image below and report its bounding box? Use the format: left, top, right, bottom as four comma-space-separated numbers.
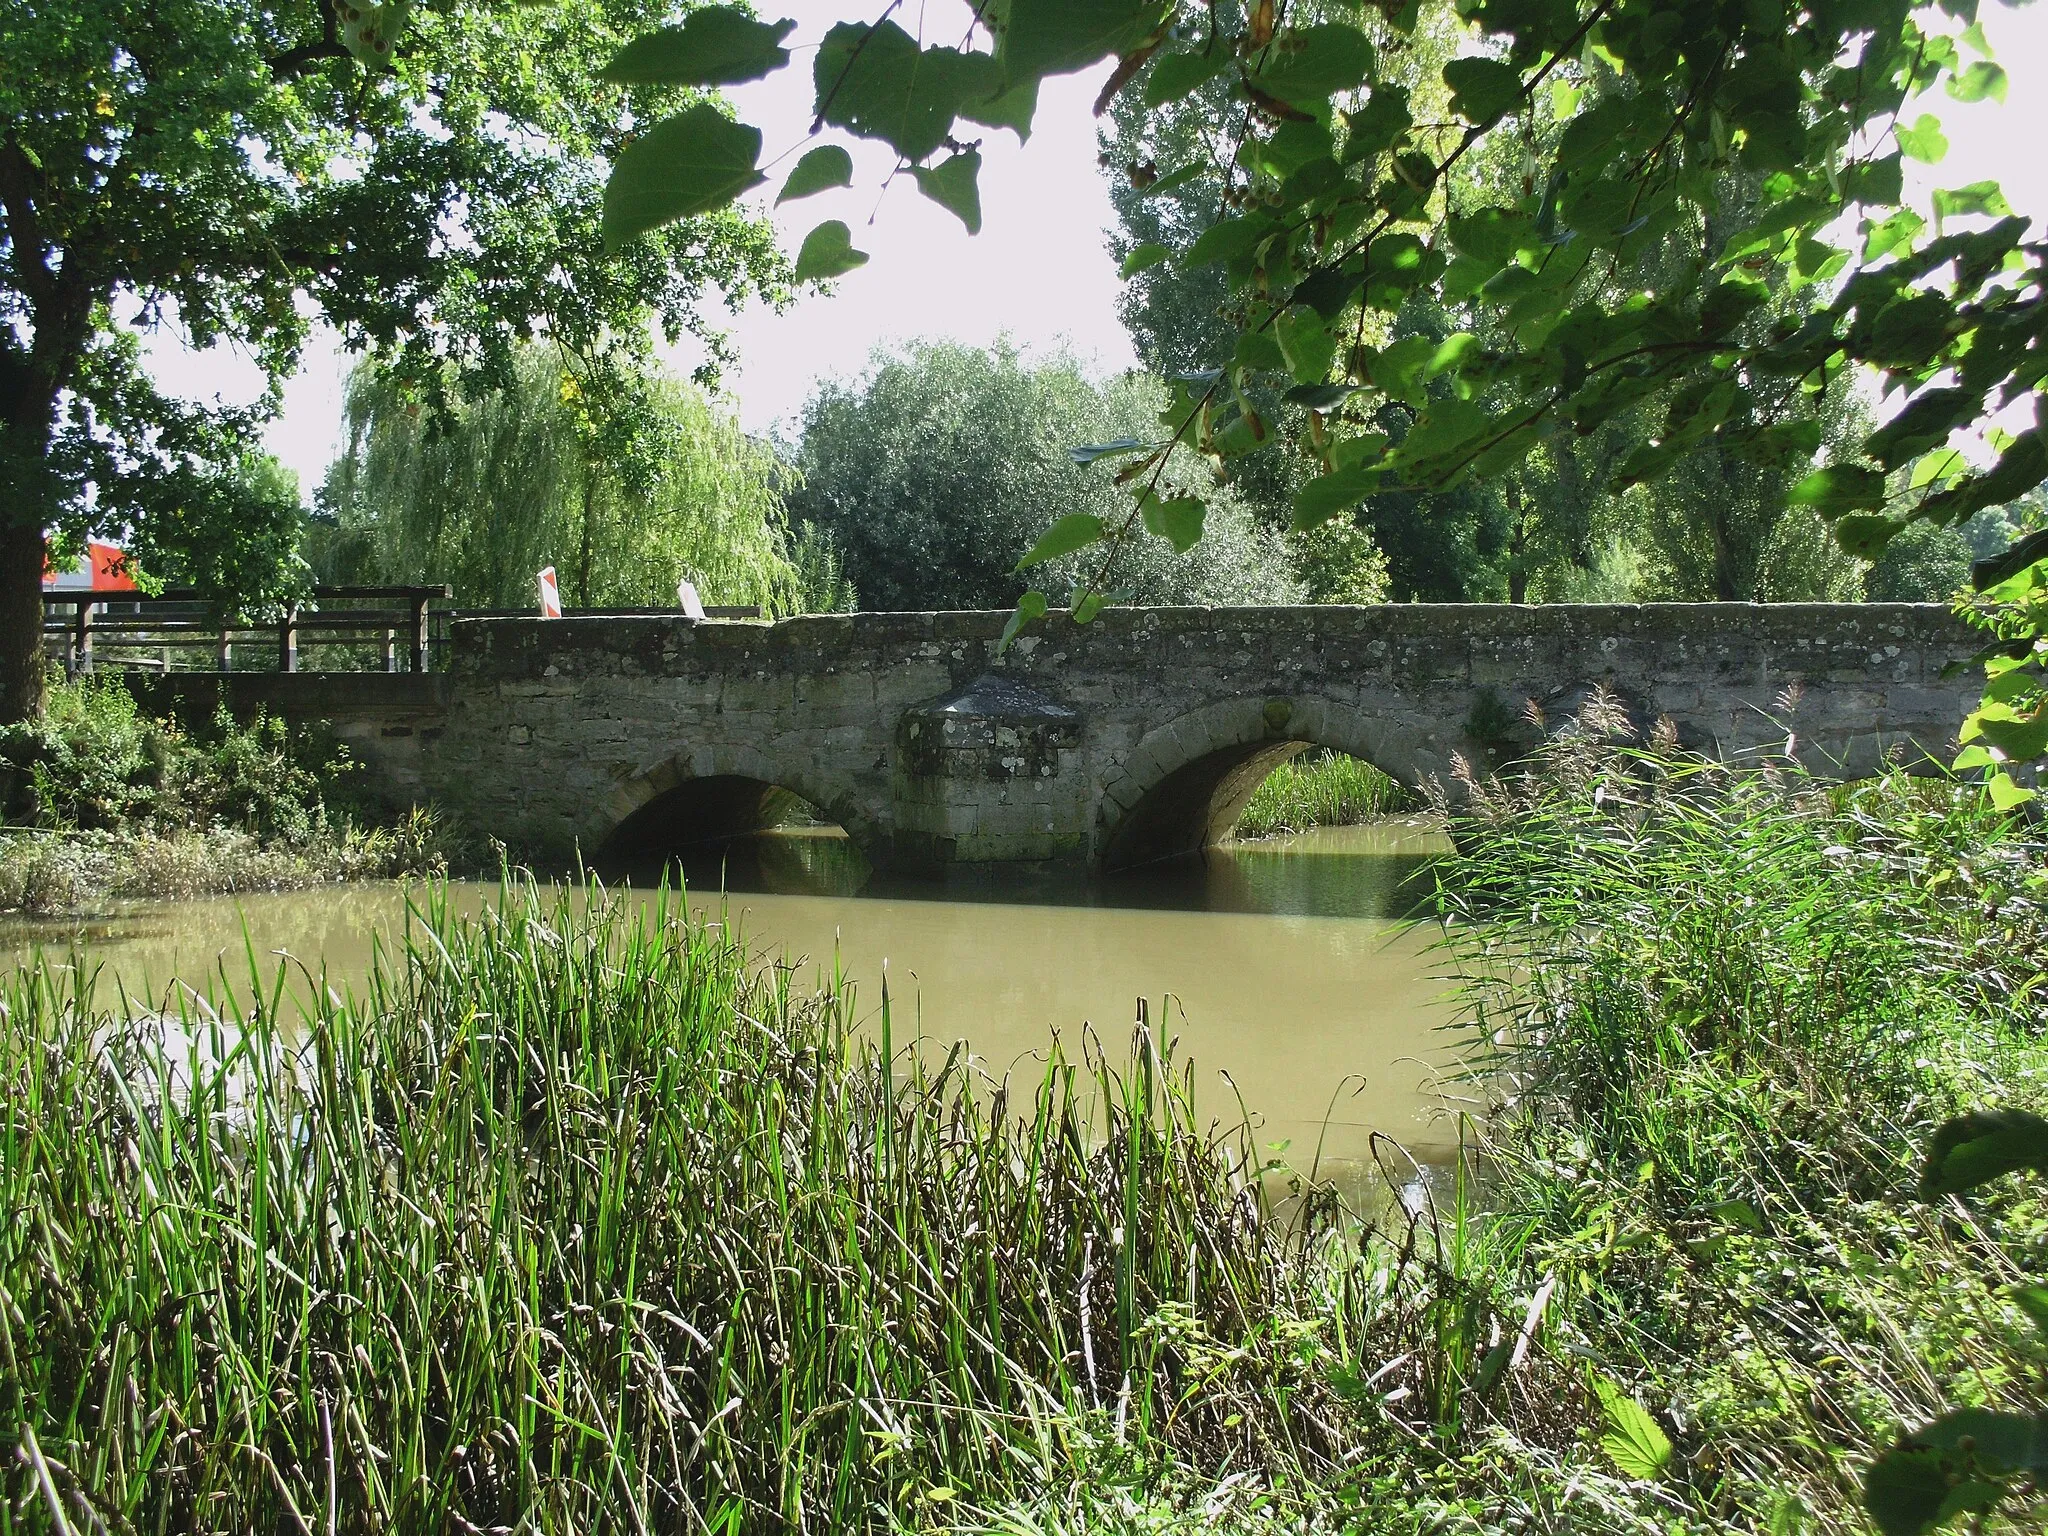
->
1101, 740, 1315, 872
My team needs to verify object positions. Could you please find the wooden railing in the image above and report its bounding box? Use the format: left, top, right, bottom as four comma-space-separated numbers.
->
41, 590, 767, 675
42, 586, 452, 675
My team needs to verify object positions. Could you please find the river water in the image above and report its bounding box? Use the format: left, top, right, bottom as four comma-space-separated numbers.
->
1, 818, 1469, 1178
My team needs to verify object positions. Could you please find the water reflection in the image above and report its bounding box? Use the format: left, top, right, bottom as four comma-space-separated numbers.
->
652, 817, 1448, 921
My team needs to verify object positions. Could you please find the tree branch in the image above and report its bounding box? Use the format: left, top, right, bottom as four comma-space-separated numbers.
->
268, 0, 350, 81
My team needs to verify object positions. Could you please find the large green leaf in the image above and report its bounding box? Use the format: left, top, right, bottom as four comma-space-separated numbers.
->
1442, 56, 1522, 124
1250, 24, 1374, 109
1144, 48, 1232, 108
999, 0, 1171, 85
814, 21, 1000, 165
1292, 466, 1378, 530
776, 145, 853, 205
1787, 464, 1886, 516
1593, 1377, 1672, 1481
792, 219, 869, 282
1140, 493, 1205, 552
1920, 1108, 2048, 1197
601, 9, 796, 86
1120, 242, 1170, 278
912, 151, 982, 233
1016, 513, 1104, 569
999, 590, 1049, 652
603, 106, 765, 250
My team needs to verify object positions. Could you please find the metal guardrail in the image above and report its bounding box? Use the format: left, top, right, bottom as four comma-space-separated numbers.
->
42, 590, 766, 675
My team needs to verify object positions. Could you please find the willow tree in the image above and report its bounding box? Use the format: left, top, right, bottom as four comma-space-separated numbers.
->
0, 0, 785, 724
316, 348, 807, 613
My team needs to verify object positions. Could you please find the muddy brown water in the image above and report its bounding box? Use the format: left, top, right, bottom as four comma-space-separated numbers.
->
2, 818, 1471, 1185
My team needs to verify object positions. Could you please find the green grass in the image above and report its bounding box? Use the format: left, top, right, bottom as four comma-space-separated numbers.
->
1233, 751, 1410, 839
1425, 703, 2048, 1533
0, 880, 1389, 1532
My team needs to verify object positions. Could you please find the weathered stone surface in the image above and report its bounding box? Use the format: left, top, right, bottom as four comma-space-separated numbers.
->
154, 605, 1986, 872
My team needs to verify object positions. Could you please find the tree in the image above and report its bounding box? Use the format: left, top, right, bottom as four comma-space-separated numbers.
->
783, 341, 1300, 612
314, 348, 812, 612
0, 0, 787, 725
596, 2, 2048, 785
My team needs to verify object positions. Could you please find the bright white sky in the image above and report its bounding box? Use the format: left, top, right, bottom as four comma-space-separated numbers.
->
143, 0, 2048, 497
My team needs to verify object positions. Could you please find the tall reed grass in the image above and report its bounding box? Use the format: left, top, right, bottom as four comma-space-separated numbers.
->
1233, 752, 1409, 840
2, 881, 1386, 1532
1431, 698, 2048, 1532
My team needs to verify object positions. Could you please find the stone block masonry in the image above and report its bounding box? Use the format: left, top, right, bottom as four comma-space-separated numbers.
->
397, 603, 1983, 873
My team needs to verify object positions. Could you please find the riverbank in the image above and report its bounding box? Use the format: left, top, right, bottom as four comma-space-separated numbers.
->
0, 673, 454, 914
5, 717, 2044, 1531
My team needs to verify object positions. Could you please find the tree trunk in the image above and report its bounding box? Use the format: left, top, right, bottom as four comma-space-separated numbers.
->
0, 516, 45, 727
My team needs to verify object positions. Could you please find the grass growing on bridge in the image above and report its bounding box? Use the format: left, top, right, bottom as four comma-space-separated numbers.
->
1233, 749, 1409, 839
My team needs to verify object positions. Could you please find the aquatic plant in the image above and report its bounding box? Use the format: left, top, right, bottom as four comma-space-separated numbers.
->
1, 880, 1371, 1531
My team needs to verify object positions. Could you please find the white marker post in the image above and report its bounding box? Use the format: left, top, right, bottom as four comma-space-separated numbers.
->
676, 577, 706, 620
537, 566, 562, 619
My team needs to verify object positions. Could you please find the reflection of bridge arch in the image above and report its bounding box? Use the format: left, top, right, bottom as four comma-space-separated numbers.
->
1096, 696, 1437, 872
592, 745, 882, 864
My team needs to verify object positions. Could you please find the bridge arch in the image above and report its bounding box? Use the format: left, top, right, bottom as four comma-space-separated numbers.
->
1096, 696, 1440, 872
590, 745, 883, 867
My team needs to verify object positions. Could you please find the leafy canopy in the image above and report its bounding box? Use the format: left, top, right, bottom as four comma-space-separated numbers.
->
600, 0, 2047, 789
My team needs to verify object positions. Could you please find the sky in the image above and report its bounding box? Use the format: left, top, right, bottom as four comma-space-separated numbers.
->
142, 0, 2048, 497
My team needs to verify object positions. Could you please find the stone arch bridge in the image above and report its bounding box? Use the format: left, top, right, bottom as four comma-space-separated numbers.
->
209, 602, 1980, 874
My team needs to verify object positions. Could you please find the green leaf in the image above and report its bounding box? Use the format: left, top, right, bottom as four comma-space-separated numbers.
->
1140, 162, 1206, 198
1863, 209, 1925, 262
814, 21, 1000, 165
792, 219, 868, 282
1932, 181, 2012, 228
1834, 512, 1900, 558
1896, 114, 1948, 164
1286, 381, 1357, 408
2011, 1285, 2048, 1346
1864, 388, 1978, 469
1442, 56, 1523, 124
1787, 464, 1887, 516
961, 76, 1039, 140
1593, 1377, 1673, 1481
603, 105, 765, 250
1371, 334, 1436, 405
912, 151, 982, 233
999, 589, 1048, 652
1183, 216, 1274, 269
1234, 331, 1287, 372
1141, 493, 1206, 552
1251, 24, 1374, 109
1988, 771, 2038, 810
1342, 86, 1411, 163
1000, 0, 1171, 85
1292, 466, 1378, 531
1017, 513, 1104, 569
1120, 242, 1171, 278
775, 145, 853, 205
1864, 1446, 1957, 1536
1277, 309, 1337, 384
1069, 439, 1153, 467
1144, 47, 1231, 108
1447, 207, 1533, 270
1920, 1108, 2048, 1197
1947, 61, 2007, 103
601, 9, 796, 86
